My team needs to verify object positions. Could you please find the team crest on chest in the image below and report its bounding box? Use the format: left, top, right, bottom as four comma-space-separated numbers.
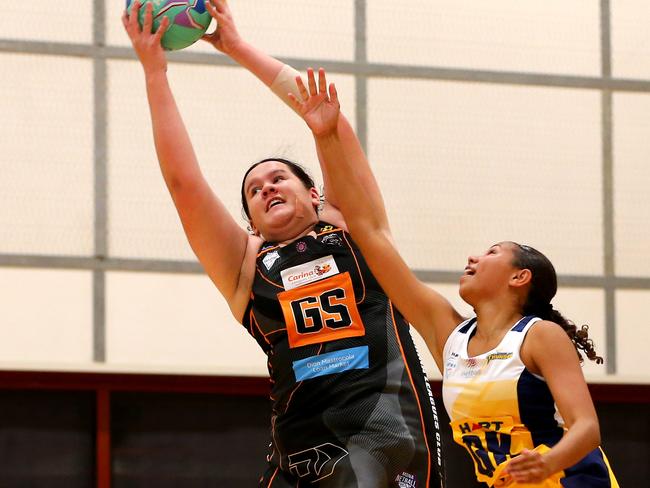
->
296, 241, 308, 253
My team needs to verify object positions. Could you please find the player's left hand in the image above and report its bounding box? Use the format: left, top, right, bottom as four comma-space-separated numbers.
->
202, 0, 242, 55
503, 449, 552, 483
289, 68, 340, 138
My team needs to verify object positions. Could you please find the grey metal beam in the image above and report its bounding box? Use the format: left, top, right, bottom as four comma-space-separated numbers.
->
93, 271, 106, 362
601, 0, 617, 374
3, 38, 650, 93
4, 254, 650, 289
0, 254, 203, 273
412, 269, 650, 290
354, 0, 368, 152
93, 0, 108, 363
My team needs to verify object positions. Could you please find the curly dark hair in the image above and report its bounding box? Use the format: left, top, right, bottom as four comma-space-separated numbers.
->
512, 242, 603, 364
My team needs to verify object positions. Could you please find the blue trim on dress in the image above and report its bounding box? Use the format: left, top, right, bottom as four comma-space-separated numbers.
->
511, 315, 536, 332
458, 317, 477, 334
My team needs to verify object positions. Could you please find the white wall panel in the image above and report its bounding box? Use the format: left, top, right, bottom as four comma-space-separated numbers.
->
0, 54, 94, 256
368, 79, 603, 275
0, 0, 92, 43
368, 0, 600, 75
611, 0, 650, 79
0, 268, 92, 365
613, 93, 650, 277
107, 60, 355, 259
106, 271, 268, 375
616, 290, 650, 378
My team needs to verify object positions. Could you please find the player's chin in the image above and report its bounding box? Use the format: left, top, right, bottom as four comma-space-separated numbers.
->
264, 206, 296, 227
458, 281, 477, 305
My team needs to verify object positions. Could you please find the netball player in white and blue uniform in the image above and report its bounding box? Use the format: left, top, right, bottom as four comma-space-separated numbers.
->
291, 68, 620, 487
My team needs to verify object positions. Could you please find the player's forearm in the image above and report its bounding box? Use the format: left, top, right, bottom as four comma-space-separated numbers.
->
544, 418, 600, 476
227, 40, 284, 87
315, 131, 389, 234
144, 70, 204, 193
328, 116, 388, 217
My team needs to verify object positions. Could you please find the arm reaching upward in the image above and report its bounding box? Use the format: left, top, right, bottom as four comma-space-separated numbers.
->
122, 1, 259, 321
202, 0, 385, 228
288, 68, 464, 368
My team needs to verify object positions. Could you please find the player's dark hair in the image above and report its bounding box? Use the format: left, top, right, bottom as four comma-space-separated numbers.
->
240, 158, 316, 219
512, 242, 603, 364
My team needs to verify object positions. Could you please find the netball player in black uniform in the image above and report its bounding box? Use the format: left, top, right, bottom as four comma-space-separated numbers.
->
123, 1, 444, 486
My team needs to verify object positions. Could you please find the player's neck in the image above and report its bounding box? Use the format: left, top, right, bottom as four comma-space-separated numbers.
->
275, 221, 319, 247
473, 302, 523, 342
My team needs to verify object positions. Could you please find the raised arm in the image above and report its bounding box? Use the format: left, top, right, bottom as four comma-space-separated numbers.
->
202, 0, 386, 229
288, 69, 464, 368
123, 2, 259, 321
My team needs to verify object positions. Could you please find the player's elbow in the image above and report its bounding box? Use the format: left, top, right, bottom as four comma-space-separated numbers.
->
589, 419, 601, 448
576, 416, 601, 450
347, 217, 389, 242
166, 170, 205, 201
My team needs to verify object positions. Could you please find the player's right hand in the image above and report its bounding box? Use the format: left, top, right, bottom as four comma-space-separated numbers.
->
122, 1, 170, 75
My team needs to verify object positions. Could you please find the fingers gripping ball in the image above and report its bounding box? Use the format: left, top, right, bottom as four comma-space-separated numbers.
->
125, 0, 212, 51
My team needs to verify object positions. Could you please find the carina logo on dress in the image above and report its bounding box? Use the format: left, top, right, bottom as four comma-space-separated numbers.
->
280, 255, 339, 290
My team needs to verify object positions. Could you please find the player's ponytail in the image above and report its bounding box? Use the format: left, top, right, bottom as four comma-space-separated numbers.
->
512, 242, 603, 364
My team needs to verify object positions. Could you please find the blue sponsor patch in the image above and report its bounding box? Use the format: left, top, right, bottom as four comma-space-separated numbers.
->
292, 346, 369, 381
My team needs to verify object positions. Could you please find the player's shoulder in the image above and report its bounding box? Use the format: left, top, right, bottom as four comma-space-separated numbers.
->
527, 319, 567, 340
523, 319, 574, 358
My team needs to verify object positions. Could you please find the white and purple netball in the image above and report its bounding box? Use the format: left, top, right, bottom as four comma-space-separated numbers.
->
125, 0, 212, 51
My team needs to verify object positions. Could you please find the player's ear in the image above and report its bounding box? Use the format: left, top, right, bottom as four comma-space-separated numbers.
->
510, 268, 532, 288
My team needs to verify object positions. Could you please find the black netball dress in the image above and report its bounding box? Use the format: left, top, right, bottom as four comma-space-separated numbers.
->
243, 222, 445, 488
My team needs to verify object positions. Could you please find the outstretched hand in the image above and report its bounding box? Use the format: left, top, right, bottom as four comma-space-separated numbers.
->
122, 1, 170, 75
503, 449, 552, 484
289, 68, 340, 138
202, 0, 242, 54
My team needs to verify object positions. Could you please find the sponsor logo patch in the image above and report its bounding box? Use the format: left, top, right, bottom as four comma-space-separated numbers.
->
396, 472, 417, 487
292, 346, 369, 381
280, 255, 339, 290
262, 250, 281, 270
460, 357, 487, 378
321, 233, 342, 247
486, 352, 513, 362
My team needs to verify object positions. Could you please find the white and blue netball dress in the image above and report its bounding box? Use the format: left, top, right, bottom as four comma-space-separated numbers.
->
442, 316, 619, 488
